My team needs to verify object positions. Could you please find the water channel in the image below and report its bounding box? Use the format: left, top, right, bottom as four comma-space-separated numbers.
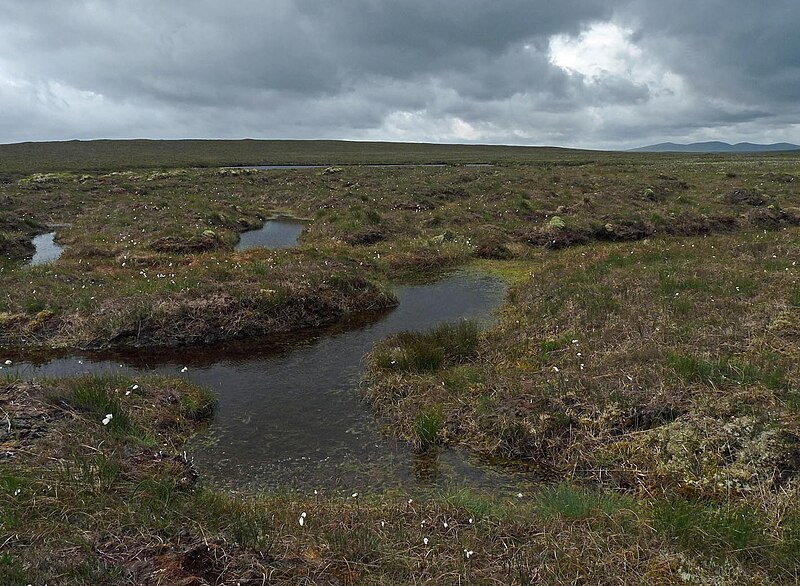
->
8, 273, 535, 496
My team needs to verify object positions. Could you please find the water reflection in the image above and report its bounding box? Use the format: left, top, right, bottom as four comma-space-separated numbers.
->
29, 232, 63, 265
228, 165, 325, 170
235, 219, 305, 250
8, 273, 540, 495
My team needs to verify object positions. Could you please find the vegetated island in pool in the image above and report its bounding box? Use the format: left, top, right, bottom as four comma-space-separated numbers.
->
1, 139, 800, 584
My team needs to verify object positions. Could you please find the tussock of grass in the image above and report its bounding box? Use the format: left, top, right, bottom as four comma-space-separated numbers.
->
373, 320, 480, 373
535, 483, 636, 520
412, 405, 444, 448
65, 375, 139, 436
652, 499, 763, 556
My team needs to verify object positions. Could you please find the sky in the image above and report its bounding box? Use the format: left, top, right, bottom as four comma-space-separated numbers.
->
1, 1, 798, 149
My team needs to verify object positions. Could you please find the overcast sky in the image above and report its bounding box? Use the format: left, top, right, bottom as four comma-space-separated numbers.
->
1, 1, 798, 149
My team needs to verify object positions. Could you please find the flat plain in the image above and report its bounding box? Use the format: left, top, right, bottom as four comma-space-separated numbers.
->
2, 140, 799, 584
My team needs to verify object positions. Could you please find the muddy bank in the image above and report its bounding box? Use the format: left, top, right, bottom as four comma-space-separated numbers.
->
0, 233, 35, 260
0, 214, 44, 261
0, 275, 397, 351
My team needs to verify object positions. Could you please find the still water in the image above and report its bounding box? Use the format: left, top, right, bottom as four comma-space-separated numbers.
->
29, 232, 63, 265
235, 219, 306, 250
10, 274, 535, 495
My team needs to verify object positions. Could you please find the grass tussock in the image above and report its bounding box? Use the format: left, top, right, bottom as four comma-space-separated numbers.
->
372, 320, 481, 373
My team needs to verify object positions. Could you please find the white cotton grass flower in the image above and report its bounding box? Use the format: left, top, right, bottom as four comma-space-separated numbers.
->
517, 492, 524, 498
468, 518, 474, 524
351, 492, 358, 498
464, 549, 474, 559
299, 512, 306, 526
102, 413, 113, 426
423, 537, 429, 545
4, 360, 12, 365
13, 488, 21, 497
181, 366, 188, 373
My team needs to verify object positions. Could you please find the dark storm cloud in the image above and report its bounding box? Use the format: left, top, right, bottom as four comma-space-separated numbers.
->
620, 1, 800, 104
0, 0, 798, 148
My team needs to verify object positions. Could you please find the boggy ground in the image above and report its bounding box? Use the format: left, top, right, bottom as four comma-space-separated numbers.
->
367, 228, 800, 495
364, 227, 800, 583
2, 144, 800, 582
3, 374, 799, 584
1, 151, 800, 350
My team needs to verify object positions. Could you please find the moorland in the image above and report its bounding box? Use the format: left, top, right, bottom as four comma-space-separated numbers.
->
1, 139, 799, 584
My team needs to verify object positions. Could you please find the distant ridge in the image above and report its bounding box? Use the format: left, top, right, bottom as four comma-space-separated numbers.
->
0, 139, 597, 176
631, 141, 800, 153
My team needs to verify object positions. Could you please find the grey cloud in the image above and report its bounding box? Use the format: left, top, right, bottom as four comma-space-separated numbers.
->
0, 0, 798, 148
619, 1, 800, 104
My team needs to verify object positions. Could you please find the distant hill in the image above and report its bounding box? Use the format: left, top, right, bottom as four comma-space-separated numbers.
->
631, 141, 800, 153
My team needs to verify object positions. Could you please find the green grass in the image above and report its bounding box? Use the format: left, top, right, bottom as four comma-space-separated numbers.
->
413, 405, 445, 448
535, 483, 637, 520
667, 353, 789, 390
539, 334, 574, 355
0, 139, 606, 176
65, 375, 140, 437
374, 320, 480, 373
652, 499, 763, 556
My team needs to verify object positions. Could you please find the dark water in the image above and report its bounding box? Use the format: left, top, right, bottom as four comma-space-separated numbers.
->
365, 164, 448, 168
229, 165, 326, 170
8, 274, 537, 495
235, 219, 305, 250
30, 232, 63, 265
227, 164, 491, 170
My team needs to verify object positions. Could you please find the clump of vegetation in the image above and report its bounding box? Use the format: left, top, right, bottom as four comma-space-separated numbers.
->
413, 404, 445, 448
372, 320, 480, 373
366, 227, 800, 496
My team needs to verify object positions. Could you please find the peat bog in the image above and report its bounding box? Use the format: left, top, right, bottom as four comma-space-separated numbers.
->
2, 140, 800, 584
